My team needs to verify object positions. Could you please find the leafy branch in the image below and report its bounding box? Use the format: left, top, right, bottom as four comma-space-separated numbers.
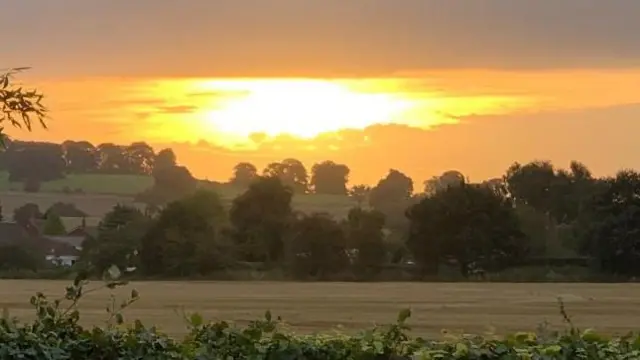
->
0, 67, 47, 145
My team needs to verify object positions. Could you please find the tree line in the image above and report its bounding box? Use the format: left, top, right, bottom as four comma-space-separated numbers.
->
67, 159, 640, 280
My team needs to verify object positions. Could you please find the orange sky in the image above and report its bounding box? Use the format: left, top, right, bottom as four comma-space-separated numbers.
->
4, 1, 640, 186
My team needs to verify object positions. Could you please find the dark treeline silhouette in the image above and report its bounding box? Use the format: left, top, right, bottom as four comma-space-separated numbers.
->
3, 155, 636, 281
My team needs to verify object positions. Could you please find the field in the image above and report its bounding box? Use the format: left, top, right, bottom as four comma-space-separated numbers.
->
0, 172, 359, 219
1, 280, 639, 338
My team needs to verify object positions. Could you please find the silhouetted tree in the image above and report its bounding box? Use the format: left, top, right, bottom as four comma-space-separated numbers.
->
423, 170, 465, 195
0, 68, 47, 143
154, 148, 177, 172
81, 205, 148, 275
230, 162, 258, 187
62, 140, 98, 173
288, 213, 349, 279
125, 142, 155, 174
349, 185, 371, 207
580, 170, 640, 276
343, 207, 387, 278
369, 169, 413, 209
407, 182, 528, 277
230, 176, 294, 264
13, 203, 42, 227
140, 190, 229, 276
310, 161, 350, 195
263, 158, 308, 193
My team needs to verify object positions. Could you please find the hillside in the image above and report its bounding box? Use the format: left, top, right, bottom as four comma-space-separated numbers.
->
0, 172, 359, 219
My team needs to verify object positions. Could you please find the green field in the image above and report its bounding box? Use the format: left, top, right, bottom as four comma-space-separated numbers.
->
0, 173, 359, 219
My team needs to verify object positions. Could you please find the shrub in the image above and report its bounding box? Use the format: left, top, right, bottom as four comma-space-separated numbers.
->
1, 272, 640, 359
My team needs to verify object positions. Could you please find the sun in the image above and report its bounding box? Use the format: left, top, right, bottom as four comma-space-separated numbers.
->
197, 79, 413, 141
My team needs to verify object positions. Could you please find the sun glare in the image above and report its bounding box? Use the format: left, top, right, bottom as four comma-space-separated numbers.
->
197, 80, 412, 140
134, 77, 533, 146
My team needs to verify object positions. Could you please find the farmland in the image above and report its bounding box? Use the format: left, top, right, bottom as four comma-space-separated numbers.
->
0, 172, 359, 219
1, 280, 638, 338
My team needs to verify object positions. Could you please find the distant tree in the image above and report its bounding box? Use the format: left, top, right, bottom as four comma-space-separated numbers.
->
230, 176, 294, 264
140, 189, 230, 276
13, 203, 42, 226
80, 205, 148, 275
137, 165, 198, 206
263, 158, 308, 193
96, 143, 127, 173
0, 68, 47, 144
423, 170, 465, 195
369, 169, 413, 209
348, 185, 371, 207
6, 141, 66, 183
310, 161, 350, 195
62, 140, 98, 173
343, 207, 387, 278
44, 202, 87, 218
580, 170, 640, 276
288, 213, 349, 279
230, 162, 258, 187
407, 182, 528, 277
0, 244, 43, 271
125, 142, 155, 174
42, 212, 66, 235
154, 148, 177, 171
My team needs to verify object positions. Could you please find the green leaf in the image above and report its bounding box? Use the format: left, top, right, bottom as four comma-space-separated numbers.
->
397, 308, 411, 324
265, 310, 272, 322
115, 313, 124, 325
190, 312, 203, 327
131, 289, 139, 299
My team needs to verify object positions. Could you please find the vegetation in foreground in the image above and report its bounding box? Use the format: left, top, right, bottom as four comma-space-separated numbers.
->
1, 273, 639, 359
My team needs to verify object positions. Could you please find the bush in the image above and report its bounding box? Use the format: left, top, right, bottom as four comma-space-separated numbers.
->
2, 274, 640, 359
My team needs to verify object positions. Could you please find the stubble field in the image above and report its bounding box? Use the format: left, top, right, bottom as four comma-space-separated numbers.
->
0, 280, 638, 338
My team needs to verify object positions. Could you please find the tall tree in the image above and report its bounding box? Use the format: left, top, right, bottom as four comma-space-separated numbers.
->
349, 185, 371, 207
263, 158, 308, 193
310, 161, 350, 195
343, 207, 387, 277
288, 213, 349, 279
230, 176, 294, 264
230, 162, 258, 187
423, 170, 465, 195
62, 140, 98, 173
96, 143, 127, 173
125, 142, 155, 174
154, 148, 177, 172
580, 170, 640, 276
407, 182, 528, 277
81, 205, 149, 275
140, 190, 229, 276
369, 169, 414, 209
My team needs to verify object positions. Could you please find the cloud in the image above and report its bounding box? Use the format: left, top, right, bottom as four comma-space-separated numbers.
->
3, 0, 640, 77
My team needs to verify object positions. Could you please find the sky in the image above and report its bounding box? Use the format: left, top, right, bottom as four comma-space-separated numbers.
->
3, 0, 640, 186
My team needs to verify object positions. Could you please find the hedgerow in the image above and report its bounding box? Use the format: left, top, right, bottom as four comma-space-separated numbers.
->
0, 270, 638, 359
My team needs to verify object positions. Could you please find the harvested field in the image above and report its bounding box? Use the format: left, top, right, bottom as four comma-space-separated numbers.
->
0, 281, 638, 337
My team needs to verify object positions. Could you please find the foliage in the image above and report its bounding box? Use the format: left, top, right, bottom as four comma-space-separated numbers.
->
287, 212, 350, 279
3, 277, 640, 359
42, 212, 66, 235
369, 169, 413, 210
12, 202, 42, 226
581, 170, 640, 276
230, 162, 258, 186
263, 158, 309, 193
0, 68, 47, 145
80, 205, 148, 275
310, 160, 350, 195
407, 182, 529, 277
140, 189, 230, 276
343, 207, 387, 278
44, 202, 87, 218
230, 176, 294, 264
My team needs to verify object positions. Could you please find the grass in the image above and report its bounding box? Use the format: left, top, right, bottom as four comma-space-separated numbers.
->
0, 172, 359, 219
1, 280, 638, 338
0, 172, 154, 195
